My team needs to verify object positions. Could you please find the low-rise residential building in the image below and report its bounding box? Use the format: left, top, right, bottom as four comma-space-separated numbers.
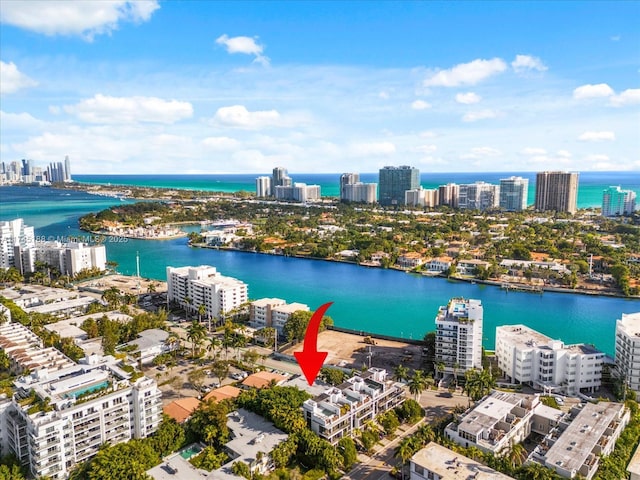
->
410, 442, 514, 480
397, 252, 425, 269
434, 298, 483, 377
271, 302, 310, 335
529, 402, 629, 479
118, 328, 174, 365
20, 241, 107, 277
628, 444, 640, 480
249, 298, 287, 330
456, 259, 491, 276
163, 397, 201, 424
302, 368, 405, 444
166, 265, 248, 321
444, 391, 542, 454
496, 325, 604, 395
425, 256, 453, 273
614, 312, 640, 395
241, 371, 286, 389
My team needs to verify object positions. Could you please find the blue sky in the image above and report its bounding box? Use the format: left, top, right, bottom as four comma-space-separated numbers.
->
1, 1, 639, 174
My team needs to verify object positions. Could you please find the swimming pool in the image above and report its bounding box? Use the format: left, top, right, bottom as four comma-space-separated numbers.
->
179, 444, 202, 460
65, 381, 109, 399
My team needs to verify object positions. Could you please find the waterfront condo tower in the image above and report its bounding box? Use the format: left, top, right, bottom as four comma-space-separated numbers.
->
615, 312, 640, 395
499, 176, 529, 211
534, 171, 579, 214
602, 186, 637, 217
272, 167, 291, 189
434, 298, 483, 378
378, 166, 420, 206
255, 176, 272, 198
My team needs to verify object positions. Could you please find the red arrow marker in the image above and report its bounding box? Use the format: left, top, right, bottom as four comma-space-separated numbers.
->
294, 302, 333, 385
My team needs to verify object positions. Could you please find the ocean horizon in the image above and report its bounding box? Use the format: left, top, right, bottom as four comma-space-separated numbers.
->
74, 171, 640, 210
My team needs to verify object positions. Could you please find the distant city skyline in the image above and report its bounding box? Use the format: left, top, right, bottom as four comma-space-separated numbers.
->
0, 2, 639, 174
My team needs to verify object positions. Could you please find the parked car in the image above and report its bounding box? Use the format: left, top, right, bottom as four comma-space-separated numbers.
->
555, 396, 564, 405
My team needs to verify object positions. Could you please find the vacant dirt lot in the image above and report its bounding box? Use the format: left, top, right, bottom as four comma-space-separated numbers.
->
285, 329, 424, 372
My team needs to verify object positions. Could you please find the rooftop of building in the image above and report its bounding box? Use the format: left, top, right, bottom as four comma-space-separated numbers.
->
241, 371, 287, 389
455, 391, 535, 436
544, 402, 626, 474
497, 325, 553, 349
251, 298, 286, 307
163, 397, 201, 424
618, 312, 640, 336
411, 442, 514, 479
627, 443, 640, 476
271, 303, 309, 314
24, 296, 96, 315
120, 328, 169, 353
202, 385, 241, 403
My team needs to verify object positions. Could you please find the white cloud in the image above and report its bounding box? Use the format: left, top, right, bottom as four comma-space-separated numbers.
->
511, 54, 547, 73
455, 92, 481, 104
0, 110, 44, 132
63, 94, 193, 124
573, 83, 615, 99
213, 105, 281, 129
521, 147, 547, 155
419, 130, 437, 138
0, 61, 38, 94
412, 144, 437, 154
215, 34, 269, 66
578, 131, 616, 142
460, 146, 502, 159
423, 58, 507, 87
379, 91, 390, 100
0, 0, 159, 40
610, 88, 640, 107
462, 109, 499, 122
411, 99, 432, 110
556, 150, 572, 158
348, 141, 396, 157
202, 136, 241, 150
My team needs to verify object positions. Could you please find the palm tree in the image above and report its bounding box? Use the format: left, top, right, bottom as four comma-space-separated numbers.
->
207, 336, 221, 359
186, 320, 206, 358
198, 304, 207, 323
101, 287, 121, 308
408, 370, 427, 401
184, 296, 192, 320
504, 440, 527, 469
166, 332, 181, 358
393, 364, 410, 383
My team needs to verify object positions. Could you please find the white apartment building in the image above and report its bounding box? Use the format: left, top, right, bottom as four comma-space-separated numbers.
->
615, 312, 640, 394
255, 176, 272, 198
438, 183, 459, 208
274, 183, 321, 203
445, 391, 628, 479
496, 325, 604, 395
410, 442, 514, 480
602, 186, 636, 217
21, 241, 106, 277
302, 368, 405, 444
458, 182, 500, 211
342, 182, 377, 204
529, 402, 629, 479
0, 219, 35, 269
0, 322, 162, 479
434, 298, 483, 376
499, 176, 529, 212
249, 298, 287, 329
166, 265, 248, 321
271, 302, 310, 335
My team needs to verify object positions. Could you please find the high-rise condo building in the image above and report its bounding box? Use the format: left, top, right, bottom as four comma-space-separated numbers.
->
255, 176, 272, 198
458, 182, 500, 211
438, 183, 459, 208
615, 312, 640, 395
340, 173, 377, 203
272, 167, 291, 188
378, 166, 420, 206
64, 155, 71, 182
0, 219, 35, 269
19, 241, 107, 276
166, 265, 248, 320
602, 186, 636, 217
499, 176, 529, 211
535, 171, 579, 214
434, 298, 483, 377
274, 183, 321, 203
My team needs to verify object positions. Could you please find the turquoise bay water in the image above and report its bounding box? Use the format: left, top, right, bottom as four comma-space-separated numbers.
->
75, 171, 640, 209
1, 183, 639, 356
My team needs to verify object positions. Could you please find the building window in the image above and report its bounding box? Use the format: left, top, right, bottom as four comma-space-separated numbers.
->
414, 465, 424, 475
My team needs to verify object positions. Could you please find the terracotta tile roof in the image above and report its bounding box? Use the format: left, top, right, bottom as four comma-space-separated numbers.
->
202, 385, 241, 402
241, 371, 286, 389
162, 397, 201, 423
